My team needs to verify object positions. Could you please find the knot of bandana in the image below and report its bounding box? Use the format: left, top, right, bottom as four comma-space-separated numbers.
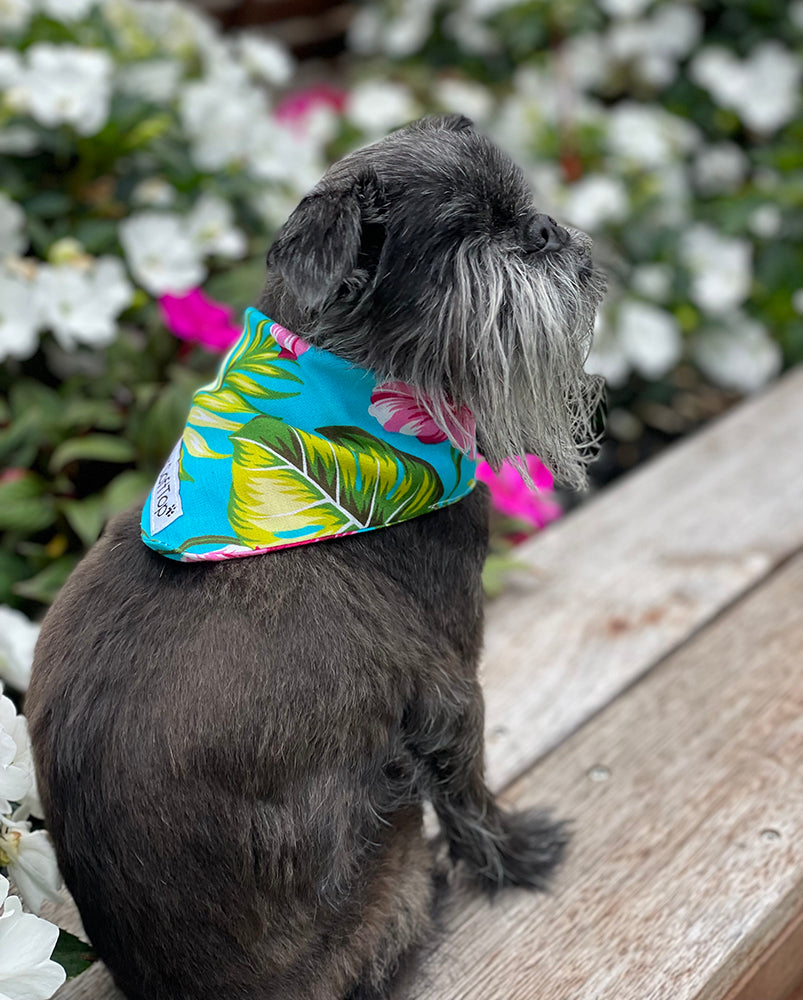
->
141, 308, 478, 562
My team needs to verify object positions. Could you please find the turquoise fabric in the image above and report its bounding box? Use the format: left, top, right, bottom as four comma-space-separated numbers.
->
141, 308, 477, 562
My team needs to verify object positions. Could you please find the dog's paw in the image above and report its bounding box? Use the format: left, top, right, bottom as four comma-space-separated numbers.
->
469, 808, 570, 894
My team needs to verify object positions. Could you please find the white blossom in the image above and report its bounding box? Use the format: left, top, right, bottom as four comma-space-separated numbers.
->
0, 821, 61, 916
0, 267, 39, 362
632, 263, 673, 302
345, 80, 419, 134
598, 0, 652, 18
562, 33, 611, 91
0, 126, 38, 156
0, 0, 32, 32
585, 311, 631, 387
117, 59, 182, 103
237, 34, 294, 85
691, 43, 801, 134
0, 875, 65, 1000
40, 0, 95, 20
247, 120, 326, 189
792, 289, 803, 316
443, 12, 498, 54
187, 194, 246, 259
561, 175, 629, 231
180, 70, 269, 171
607, 102, 698, 168
0, 195, 25, 258
617, 300, 682, 379
120, 213, 205, 295
748, 204, 782, 239
0, 50, 23, 90
692, 143, 749, 195
132, 177, 176, 208
36, 256, 134, 348
693, 316, 782, 393
681, 225, 752, 315
21, 44, 113, 136
433, 77, 493, 122
0, 608, 38, 693
0, 695, 34, 816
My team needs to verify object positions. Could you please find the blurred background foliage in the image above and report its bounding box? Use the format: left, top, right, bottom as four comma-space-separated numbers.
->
0, 0, 801, 621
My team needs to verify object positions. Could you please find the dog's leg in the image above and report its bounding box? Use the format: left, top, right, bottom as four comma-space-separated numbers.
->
410, 675, 568, 893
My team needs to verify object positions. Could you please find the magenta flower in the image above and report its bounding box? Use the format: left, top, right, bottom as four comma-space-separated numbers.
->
274, 84, 347, 133
158, 288, 241, 353
368, 381, 476, 455
272, 322, 310, 359
476, 455, 562, 531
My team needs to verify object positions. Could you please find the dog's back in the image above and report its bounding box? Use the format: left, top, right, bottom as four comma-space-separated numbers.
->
27, 492, 488, 1000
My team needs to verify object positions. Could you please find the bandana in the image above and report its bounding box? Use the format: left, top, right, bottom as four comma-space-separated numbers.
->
141, 308, 478, 562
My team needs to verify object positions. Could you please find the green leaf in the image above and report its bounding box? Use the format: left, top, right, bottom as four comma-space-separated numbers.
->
13, 555, 79, 604
51, 929, 97, 980
59, 497, 106, 547
0, 475, 56, 533
102, 470, 151, 514
50, 435, 137, 473
226, 418, 443, 549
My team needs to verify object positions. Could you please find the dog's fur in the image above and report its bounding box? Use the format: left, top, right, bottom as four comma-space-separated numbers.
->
27, 116, 605, 1000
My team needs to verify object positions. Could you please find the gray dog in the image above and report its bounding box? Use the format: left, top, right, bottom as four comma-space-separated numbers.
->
27, 115, 604, 1000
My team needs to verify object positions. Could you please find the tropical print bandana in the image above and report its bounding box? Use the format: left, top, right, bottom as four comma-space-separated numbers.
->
141, 308, 478, 562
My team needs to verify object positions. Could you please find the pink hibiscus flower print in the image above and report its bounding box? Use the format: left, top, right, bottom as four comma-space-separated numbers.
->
272, 323, 311, 359
368, 381, 476, 456
159, 288, 241, 353
476, 455, 562, 532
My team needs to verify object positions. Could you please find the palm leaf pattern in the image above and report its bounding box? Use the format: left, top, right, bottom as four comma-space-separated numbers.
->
228, 417, 444, 547
185, 317, 303, 459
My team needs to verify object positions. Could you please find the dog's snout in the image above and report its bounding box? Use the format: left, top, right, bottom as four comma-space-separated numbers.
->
531, 214, 569, 253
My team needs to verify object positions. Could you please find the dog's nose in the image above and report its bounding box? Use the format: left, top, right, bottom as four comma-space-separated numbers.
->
531, 214, 569, 253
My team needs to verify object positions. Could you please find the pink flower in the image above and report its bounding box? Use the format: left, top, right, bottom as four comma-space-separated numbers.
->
368, 381, 476, 455
274, 84, 347, 133
476, 455, 562, 532
159, 288, 241, 353
272, 322, 310, 358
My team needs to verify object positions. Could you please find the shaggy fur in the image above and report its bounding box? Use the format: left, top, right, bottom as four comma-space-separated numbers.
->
27, 115, 605, 1000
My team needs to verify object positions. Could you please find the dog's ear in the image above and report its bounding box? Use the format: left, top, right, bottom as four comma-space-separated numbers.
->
267, 171, 384, 310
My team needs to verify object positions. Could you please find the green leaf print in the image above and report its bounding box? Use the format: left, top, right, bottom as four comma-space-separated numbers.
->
186, 317, 303, 460
228, 417, 444, 547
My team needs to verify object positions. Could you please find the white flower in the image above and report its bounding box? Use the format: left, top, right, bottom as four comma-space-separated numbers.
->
0, 50, 23, 90
681, 225, 752, 315
117, 59, 182, 103
0, 0, 32, 32
0, 608, 38, 693
632, 263, 673, 302
0, 127, 38, 156
0, 267, 39, 362
792, 289, 803, 316
748, 204, 782, 238
0, 821, 62, 916
0, 195, 25, 258
36, 257, 134, 348
180, 71, 269, 171
0, 875, 65, 1000
561, 175, 629, 232
187, 195, 246, 260
120, 213, 205, 295
433, 77, 493, 122
247, 120, 326, 189
617, 300, 683, 379
345, 80, 418, 134
585, 311, 631, 387
692, 143, 749, 195
649, 4, 702, 60
607, 102, 698, 168
132, 177, 176, 208
691, 42, 801, 134
21, 44, 113, 136
598, 0, 652, 17
237, 34, 294, 85
40, 0, 95, 21
562, 33, 611, 90
0, 695, 35, 816
693, 316, 782, 393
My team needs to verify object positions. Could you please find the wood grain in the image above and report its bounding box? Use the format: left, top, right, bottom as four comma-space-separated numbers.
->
414, 552, 803, 1000
481, 366, 803, 788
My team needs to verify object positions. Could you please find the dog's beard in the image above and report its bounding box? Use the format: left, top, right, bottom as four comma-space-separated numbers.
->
401, 240, 606, 491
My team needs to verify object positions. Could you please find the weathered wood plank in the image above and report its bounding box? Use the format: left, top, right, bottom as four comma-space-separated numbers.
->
415, 552, 803, 1000
482, 365, 803, 788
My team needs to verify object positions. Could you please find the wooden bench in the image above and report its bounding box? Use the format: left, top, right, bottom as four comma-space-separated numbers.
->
45, 366, 803, 1000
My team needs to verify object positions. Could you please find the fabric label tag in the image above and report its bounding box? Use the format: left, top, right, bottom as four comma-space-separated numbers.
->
149, 439, 183, 536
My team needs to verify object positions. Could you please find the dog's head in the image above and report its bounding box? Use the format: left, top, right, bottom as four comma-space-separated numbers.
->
261, 114, 606, 489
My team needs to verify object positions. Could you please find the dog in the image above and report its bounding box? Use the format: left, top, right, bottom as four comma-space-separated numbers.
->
27, 114, 605, 1000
